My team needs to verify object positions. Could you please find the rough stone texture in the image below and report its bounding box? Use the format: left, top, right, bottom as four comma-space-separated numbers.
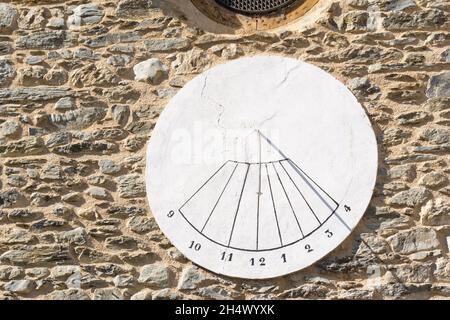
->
0, 0, 448, 300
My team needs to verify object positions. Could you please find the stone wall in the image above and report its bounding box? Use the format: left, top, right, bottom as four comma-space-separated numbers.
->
0, 0, 449, 300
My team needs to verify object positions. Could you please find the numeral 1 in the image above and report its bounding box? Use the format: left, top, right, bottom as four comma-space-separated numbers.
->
281, 254, 287, 263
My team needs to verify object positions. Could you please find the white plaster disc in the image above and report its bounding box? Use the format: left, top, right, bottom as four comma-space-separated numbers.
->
146, 56, 378, 279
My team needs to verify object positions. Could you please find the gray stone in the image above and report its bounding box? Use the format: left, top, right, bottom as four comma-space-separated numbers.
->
143, 38, 191, 52
55, 97, 76, 111
0, 245, 72, 266
116, 174, 146, 198
138, 263, 170, 288
133, 58, 168, 84
441, 48, 450, 62
68, 4, 104, 27
178, 266, 209, 290
0, 87, 73, 102
107, 54, 131, 67
99, 159, 121, 174
57, 227, 87, 245
0, 120, 20, 139
46, 132, 72, 148
382, 9, 447, 31
0, 189, 20, 208
127, 216, 154, 234
427, 72, 450, 98
130, 289, 153, 300
48, 289, 90, 300
86, 187, 109, 200
48, 107, 106, 130
47, 17, 65, 29
116, 0, 159, 17
0, 266, 23, 280
53, 141, 115, 155
51, 266, 80, 279
0, 42, 13, 55
83, 32, 140, 48
73, 47, 100, 60
111, 105, 130, 126
376, 0, 418, 11
93, 288, 124, 300
4, 280, 34, 294
25, 55, 43, 65
41, 164, 63, 180
105, 235, 137, 249
389, 228, 440, 254
0, 59, 15, 85
25, 267, 50, 279
419, 172, 448, 189
342, 11, 369, 32
389, 187, 432, 207
388, 164, 416, 182
420, 199, 450, 226
0, 4, 18, 32
420, 127, 449, 144
397, 111, 431, 125
113, 274, 134, 287
16, 31, 66, 50
197, 285, 233, 300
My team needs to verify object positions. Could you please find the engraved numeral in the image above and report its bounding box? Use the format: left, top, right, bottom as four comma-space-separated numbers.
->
189, 241, 201, 251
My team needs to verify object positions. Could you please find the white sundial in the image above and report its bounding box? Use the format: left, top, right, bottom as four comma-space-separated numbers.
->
146, 56, 378, 279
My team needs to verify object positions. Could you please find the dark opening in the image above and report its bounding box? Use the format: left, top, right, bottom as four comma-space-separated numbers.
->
214, 0, 299, 15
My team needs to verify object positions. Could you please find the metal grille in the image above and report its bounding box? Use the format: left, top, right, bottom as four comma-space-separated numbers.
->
215, 0, 298, 15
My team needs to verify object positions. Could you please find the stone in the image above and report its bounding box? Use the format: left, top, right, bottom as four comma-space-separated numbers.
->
113, 274, 134, 287
0, 59, 15, 85
111, 105, 130, 126
0, 87, 73, 102
0, 120, 20, 139
0, 245, 72, 266
0, 136, 45, 156
427, 72, 450, 98
54, 97, 76, 111
47, 17, 65, 29
133, 59, 168, 84
99, 160, 121, 174
376, 0, 418, 11
46, 132, 71, 148
47, 107, 107, 130
57, 227, 87, 245
342, 11, 369, 32
0, 189, 20, 208
41, 164, 63, 180
389, 187, 432, 207
130, 289, 153, 300
26, 267, 50, 279
382, 9, 447, 31
86, 187, 109, 200
127, 216, 154, 234
178, 266, 209, 290
420, 199, 450, 226
143, 38, 191, 52
105, 235, 137, 250
68, 4, 104, 27
0, 42, 13, 55
107, 55, 131, 67
388, 164, 416, 181
0, 4, 18, 32
4, 280, 34, 294
389, 228, 440, 254
73, 48, 100, 60
420, 127, 449, 144
51, 266, 80, 279
0, 266, 23, 280
441, 48, 450, 62
48, 289, 90, 300
138, 263, 170, 288
419, 172, 448, 188
397, 111, 431, 125
16, 31, 66, 50
93, 288, 124, 300
197, 285, 233, 300
116, 0, 159, 17
25, 56, 43, 65
116, 174, 146, 198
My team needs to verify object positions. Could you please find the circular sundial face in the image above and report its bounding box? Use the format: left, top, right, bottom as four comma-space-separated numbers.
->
146, 56, 378, 279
